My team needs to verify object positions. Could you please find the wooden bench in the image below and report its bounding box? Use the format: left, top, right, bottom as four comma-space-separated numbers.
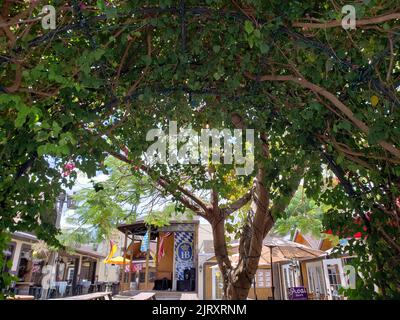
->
180, 293, 199, 300
53, 291, 113, 300
128, 292, 156, 300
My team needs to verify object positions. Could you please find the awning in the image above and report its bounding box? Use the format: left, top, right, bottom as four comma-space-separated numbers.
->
74, 247, 106, 259
117, 220, 158, 238
117, 219, 199, 238
206, 236, 326, 264
262, 236, 326, 262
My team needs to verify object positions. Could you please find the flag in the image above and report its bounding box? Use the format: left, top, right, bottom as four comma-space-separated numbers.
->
125, 263, 143, 273
140, 230, 150, 252
158, 232, 172, 261
104, 240, 118, 263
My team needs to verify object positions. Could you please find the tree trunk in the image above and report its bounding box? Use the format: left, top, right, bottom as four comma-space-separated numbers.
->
209, 168, 274, 300
209, 211, 232, 299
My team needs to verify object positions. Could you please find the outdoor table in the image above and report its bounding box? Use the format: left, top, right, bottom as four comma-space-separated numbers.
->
128, 292, 156, 300
52, 291, 113, 300
180, 293, 198, 300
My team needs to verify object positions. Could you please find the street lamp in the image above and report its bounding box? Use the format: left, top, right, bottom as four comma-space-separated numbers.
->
266, 245, 276, 300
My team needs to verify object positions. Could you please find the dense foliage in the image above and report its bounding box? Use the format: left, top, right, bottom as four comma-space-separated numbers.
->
273, 187, 326, 238
1, 0, 399, 298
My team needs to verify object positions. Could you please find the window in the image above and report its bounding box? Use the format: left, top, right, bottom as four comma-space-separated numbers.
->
80, 261, 91, 281
327, 265, 342, 298
139, 271, 156, 283
66, 194, 77, 209
256, 269, 271, 288
67, 267, 75, 281
31, 260, 45, 285
17, 244, 32, 282
307, 262, 326, 298
215, 270, 224, 299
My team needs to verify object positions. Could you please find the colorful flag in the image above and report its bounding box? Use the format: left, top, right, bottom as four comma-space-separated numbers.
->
140, 230, 150, 252
104, 240, 118, 263
125, 263, 143, 273
158, 232, 172, 261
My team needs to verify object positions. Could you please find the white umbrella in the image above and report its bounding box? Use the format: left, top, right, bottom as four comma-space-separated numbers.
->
262, 236, 326, 262
208, 236, 326, 299
262, 236, 326, 300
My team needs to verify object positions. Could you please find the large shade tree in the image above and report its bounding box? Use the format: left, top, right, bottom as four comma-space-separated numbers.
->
1, 0, 400, 298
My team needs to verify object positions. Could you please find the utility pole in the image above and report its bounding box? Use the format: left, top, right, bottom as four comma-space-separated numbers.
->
40, 192, 65, 299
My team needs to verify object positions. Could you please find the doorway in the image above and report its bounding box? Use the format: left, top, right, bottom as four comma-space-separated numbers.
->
306, 261, 326, 300
322, 258, 345, 300
281, 263, 298, 299
211, 267, 224, 300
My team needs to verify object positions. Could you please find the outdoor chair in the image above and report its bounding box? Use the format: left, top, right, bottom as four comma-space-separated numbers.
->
28, 286, 42, 299
57, 281, 68, 297
82, 285, 90, 294
65, 285, 72, 296
111, 282, 120, 295
97, 282, 105, 292
74, 284, 83, 295
48, 288, 57, 299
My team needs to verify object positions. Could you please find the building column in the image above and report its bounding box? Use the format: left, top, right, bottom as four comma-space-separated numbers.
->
11, 241, 22, 272
77, 255, 83, 280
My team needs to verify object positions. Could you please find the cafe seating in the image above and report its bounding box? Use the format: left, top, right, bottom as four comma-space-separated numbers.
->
154, 278, 172, 290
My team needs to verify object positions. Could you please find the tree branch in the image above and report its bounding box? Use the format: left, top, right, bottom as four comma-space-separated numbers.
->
292, 13, 400, 29
221, 189, 252, 217
244, 71, 400, 160
269, 165, 304, 232
109, 150, 209, 215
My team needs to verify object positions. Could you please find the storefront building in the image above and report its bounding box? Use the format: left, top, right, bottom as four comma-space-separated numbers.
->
3, 231, 114, 298
117, 219, 199, 294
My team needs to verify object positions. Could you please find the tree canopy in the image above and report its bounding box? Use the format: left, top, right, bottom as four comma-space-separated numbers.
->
273, 187, 326, 238
1, 0, 400, 299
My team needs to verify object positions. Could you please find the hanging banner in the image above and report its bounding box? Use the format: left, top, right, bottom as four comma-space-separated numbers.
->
125, 263, 143, 273
158, 232, 172, 261
140, 230, 150, 252
174, 232, 194, 280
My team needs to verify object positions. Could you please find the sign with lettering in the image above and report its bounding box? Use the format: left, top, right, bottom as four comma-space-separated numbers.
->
178, 242, 193, 261
174, 232, 194, 280
288, 286, 308, 300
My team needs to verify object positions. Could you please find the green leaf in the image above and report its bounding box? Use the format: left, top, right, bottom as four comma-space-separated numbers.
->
259, 43, 270, 54
212, 45, 221, 53
97, 0, 106, 11
14, 106, 29, 128
244, 21, 254, 34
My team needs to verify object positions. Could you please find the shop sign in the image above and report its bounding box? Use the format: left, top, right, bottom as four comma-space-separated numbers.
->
288, 286, 308, 300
